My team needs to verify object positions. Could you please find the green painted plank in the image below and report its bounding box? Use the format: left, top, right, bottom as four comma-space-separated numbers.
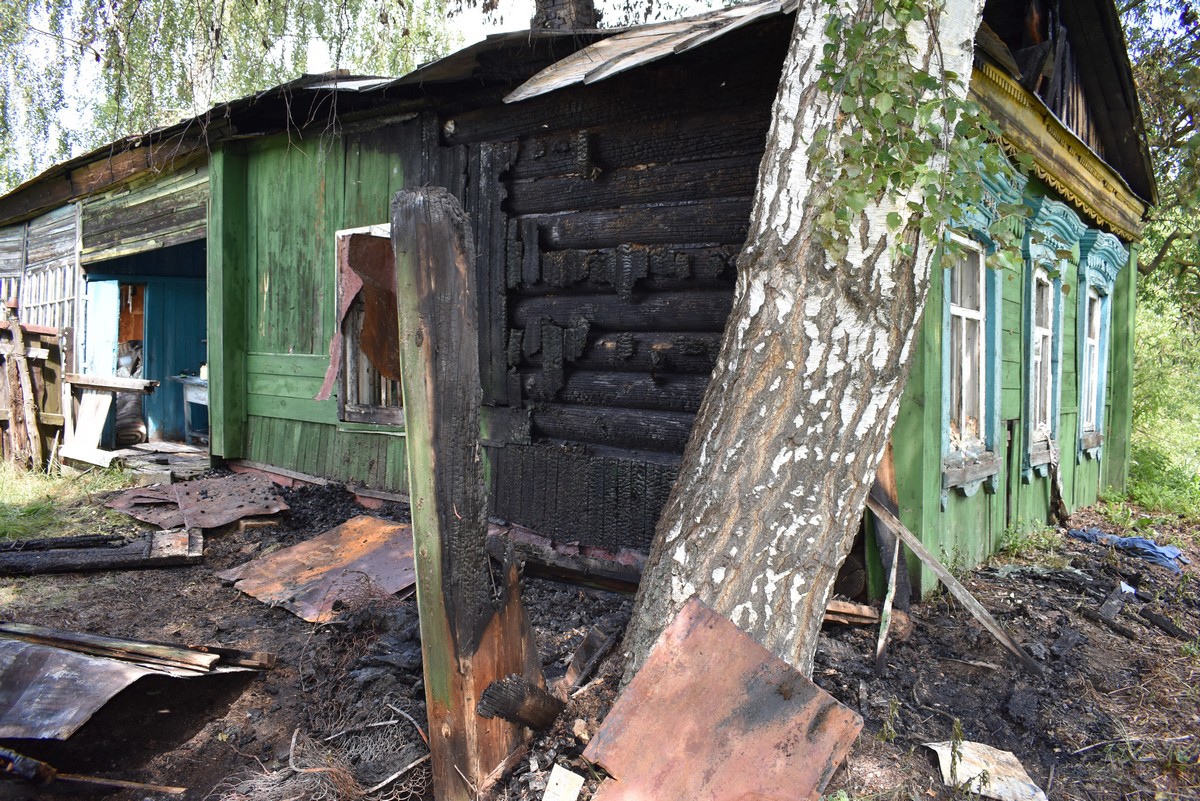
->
245, 352, 330, 377
246, 395, 339, 425
246, 372, 324, 400
207, 146, 249, 459
1001, 386, 1020, 420
1104, 246, 1137, 491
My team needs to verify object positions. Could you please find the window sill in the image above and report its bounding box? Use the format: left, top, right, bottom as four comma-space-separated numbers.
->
942, 451, 1000, 505
1080, 430, 1104, 460
335, 421, 407, 437
1025, 438, 1054, 480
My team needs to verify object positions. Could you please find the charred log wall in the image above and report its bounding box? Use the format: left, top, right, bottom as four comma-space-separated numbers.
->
450, 19, 791, 550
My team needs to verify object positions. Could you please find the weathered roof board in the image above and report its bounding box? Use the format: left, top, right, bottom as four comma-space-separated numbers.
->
80, 164, 209, 264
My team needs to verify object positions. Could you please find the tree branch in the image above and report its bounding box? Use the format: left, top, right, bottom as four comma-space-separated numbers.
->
1141, 230, 1181, 274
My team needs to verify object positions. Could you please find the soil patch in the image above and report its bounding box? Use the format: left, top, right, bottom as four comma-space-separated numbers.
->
2, 478, 1197, 800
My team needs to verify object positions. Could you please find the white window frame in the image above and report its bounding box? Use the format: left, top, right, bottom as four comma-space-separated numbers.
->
1030, 267, 1055, 442
1081, 286, 1102, 433
947, 237, 987, 455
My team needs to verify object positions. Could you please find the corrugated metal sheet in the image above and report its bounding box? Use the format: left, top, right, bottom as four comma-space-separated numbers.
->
216, 515, 416, 623
80, 165, 208, 264
505, 0, 790, 103
18, 206, 78, 329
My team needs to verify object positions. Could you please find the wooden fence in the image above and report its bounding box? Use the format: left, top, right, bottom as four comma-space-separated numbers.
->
1, 313, 66, 470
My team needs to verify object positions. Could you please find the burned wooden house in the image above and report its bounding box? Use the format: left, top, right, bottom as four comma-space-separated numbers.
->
0, 0, 1153, 593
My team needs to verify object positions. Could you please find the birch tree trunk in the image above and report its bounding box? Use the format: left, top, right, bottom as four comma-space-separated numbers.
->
622, 0, 986, 679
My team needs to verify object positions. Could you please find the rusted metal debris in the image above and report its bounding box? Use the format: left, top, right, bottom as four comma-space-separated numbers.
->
0, 622, 273, 740
583, 597, 862, 801
107, 472, 288, 530
925, 741, 1048, 801
216, 515, 416, 623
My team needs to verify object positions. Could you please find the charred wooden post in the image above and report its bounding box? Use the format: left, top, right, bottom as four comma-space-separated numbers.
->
477, 674, 566, 730
392, 187, 542, 801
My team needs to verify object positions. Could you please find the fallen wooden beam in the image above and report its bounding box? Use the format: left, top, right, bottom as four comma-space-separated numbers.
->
1080, 606, 1138, 640
865, 496, 1044, 677
0, 619, 220, 672
1138, 607, 1191, 640
555, 625, 620, 696
0, 747, 185, 795
0, 529, 202, 576
485, 528, 642, 593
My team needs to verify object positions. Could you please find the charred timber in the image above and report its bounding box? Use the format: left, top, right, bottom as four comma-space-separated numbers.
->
532, 403, 694, 452
392, 188, 542, 800
506, 156, 759, 216
476, 674, 566, 730
538, 199, 753, 250
521, 370, 710, 413
510, 109, 774, 180
512, 290, 734, 333
526, 332, 722, 375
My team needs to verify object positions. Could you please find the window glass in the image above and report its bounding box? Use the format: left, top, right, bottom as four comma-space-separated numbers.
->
948, 245, 986, 452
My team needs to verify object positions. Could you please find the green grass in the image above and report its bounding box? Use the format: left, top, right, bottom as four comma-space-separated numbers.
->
998, 519, 1061, 558
0, 463, 137, 540
1126, 442, 1200, 521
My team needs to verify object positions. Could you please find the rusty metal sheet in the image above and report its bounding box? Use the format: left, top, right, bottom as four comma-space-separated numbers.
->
0, 639, 254, 740
173, 473, 288, 529
0, 640, 154, 739
215, 515, 416, 623
107, 472, 288, 530
584, 597, 862, 801
106, 485, 181, 528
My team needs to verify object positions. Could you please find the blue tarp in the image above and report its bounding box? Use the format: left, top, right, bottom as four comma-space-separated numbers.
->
1067, 528, 1191, 574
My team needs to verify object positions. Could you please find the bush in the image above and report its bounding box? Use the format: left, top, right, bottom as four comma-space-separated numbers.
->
1129, 281, 1200, 520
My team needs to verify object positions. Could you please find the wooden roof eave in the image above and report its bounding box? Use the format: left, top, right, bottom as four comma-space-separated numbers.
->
971, 61, 1148, 241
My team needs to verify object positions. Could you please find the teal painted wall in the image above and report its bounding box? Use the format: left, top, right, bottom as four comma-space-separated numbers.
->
892, 178, 1138, 595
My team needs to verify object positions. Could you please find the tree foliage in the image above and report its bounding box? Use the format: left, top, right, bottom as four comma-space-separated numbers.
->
0, 0, 457, 192
1121, 0, 1200, 296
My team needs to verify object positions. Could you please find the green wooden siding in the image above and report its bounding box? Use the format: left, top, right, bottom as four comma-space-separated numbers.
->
892, 179, 1138, 595
208, 119, 458, 492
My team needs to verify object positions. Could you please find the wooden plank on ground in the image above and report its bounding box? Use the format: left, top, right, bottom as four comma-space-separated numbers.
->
0, 529, 202, 576
865, 496, 1044, 677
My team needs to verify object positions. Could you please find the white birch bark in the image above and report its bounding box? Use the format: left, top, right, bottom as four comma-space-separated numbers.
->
623, 0, 986, 679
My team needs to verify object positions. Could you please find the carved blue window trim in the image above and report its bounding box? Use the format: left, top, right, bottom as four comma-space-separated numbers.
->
1076, 230, 1127, 463
1021, 197, 1085, 481
940, 169, 1026, 508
